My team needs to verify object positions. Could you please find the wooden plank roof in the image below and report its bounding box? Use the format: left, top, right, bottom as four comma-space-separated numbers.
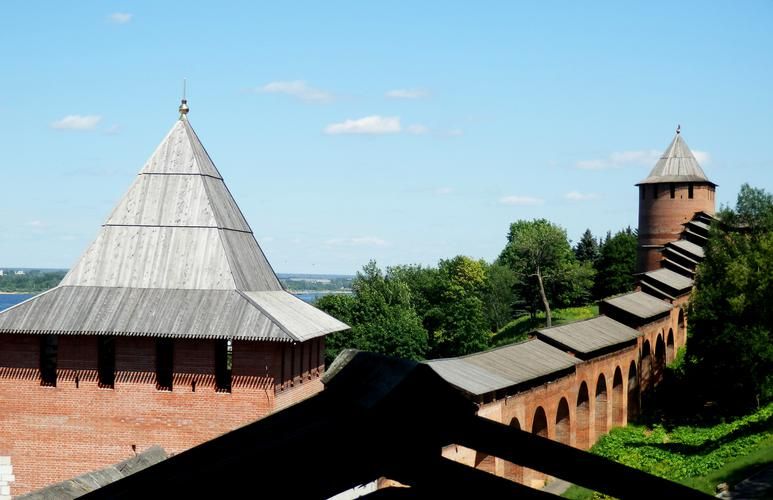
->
426, 339, 580, 396
0, 108, 348, 342
637, 130, 715, 185
602, 291, 673, 320
535, 316, 641, 355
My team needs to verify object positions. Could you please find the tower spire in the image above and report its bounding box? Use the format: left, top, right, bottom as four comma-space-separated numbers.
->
178, 78, 189, 118
676, 124, 681, 135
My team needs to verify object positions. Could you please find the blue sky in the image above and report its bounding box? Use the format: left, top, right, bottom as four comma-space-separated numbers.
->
1, 2, 771, 274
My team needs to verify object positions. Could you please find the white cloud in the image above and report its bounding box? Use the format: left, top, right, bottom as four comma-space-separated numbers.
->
693, 150, 711, 165
446, 129, 464, 137
325, 236, 388, 247
578, 148, 711, 170
51, 115, 102, 131
576, 150, 661, 170
435, 187, 454, 195
258, 80, 333, 103
104, 124, 121, 135
109, 12, 133, 24
27, 220, 45, 227
386, 88, 429, 99
406, 124, 429, 135
499, 195, 544, 206
565, 191, 599, 201
324, 115, 401, 135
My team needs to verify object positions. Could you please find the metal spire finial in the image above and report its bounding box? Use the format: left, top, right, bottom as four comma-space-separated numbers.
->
676, 124, 681, 134
178, 78, 189, 118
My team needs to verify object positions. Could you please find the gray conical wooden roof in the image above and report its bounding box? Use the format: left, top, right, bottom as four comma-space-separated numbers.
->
637, 131, 715, 185
0, 111, 348, 341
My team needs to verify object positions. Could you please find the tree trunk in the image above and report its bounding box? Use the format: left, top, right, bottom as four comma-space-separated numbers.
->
536, 265, 552, 328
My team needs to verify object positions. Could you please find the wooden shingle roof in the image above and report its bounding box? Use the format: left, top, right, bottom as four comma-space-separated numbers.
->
0, 106, 348, 342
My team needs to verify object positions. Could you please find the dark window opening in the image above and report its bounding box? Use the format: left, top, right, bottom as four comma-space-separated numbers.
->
40, 335, 58, 387
688, 184, 694, 199
670, 184, 675, 199
155, 339, 173, 391
98, 336, 115, 388
280, 344, 286, 388
652, 185, 658, 199
640, 186, 645, 200
215, 339, 232, 393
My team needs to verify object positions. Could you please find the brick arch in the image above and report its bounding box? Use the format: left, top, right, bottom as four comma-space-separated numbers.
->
666, 329, 675, 363
612, 367, 624, 427
474, 451, 495, 474
641, 340, 652, 386
655, 333, 666, 380
504, 417, 523, 483
576, 381, 590, 449
627, 360, 639, 421
678, 308, 687, 345
555, 398, 570, 445
532, 406, 548, 438
595, 374, 608, 438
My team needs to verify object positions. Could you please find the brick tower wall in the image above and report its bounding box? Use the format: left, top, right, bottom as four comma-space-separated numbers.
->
637, 182, 715, 272
0, 334, 324, 495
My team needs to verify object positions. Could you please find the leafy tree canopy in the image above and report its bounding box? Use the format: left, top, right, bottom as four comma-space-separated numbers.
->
594, 227, 637, 300
688, 184, 773, 410
316, 261, 428, 362
498, 219, 594, 326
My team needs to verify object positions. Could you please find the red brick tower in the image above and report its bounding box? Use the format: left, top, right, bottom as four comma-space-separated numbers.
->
636, 127, 716, 273
0, 100, 349, 494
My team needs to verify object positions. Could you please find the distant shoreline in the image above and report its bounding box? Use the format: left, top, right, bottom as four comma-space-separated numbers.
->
0, 291, 38, 295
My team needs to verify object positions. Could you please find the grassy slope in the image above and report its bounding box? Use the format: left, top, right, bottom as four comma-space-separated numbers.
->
563, 404, 773, 498
492, 305, 599, 347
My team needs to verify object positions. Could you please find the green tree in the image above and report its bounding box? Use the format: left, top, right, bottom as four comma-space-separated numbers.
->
498, 219, 593, 327
575, 228, 601, 264
432, 256, 491, 357
316, 261, 428, 362
483, 262, 519, 332
593, 227, 637, 299
688, 184, 773, 410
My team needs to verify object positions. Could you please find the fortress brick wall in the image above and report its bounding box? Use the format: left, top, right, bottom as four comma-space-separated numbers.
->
0, 335, 324, 494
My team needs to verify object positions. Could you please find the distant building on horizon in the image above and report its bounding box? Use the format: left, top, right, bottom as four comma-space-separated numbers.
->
0, 100, 348, 495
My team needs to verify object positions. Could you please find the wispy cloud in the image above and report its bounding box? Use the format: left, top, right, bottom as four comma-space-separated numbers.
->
565, 191, 599, 201
324, 115, 401, 135
693, 151, 711, 165
109, 12, 133, 24
51, 115, 102, 131
258, 80, 334, 103
406, 124, 429, 135
576, 150, 661, 170
499, 195, 544, 206
325, 236, 388, 247
386, 88, 429, 99
446, 129, 464, 137
578, 148, 711, 170
27, 220, 45, 227
104, 124, 121, 135
435, 187, 454, 195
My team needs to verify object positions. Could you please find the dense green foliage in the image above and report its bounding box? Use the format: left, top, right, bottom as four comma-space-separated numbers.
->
318, 218, 640, 361
689, 184, 773, 410
592, 227, 637, 299
564, 403, 773, 498
0, 270, 65, 293
317, 262, 428, 363
498, 219, 594, 326
574, 228, 600, 264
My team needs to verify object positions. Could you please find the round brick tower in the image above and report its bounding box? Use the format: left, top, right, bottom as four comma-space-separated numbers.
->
636, 127, 716, 273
